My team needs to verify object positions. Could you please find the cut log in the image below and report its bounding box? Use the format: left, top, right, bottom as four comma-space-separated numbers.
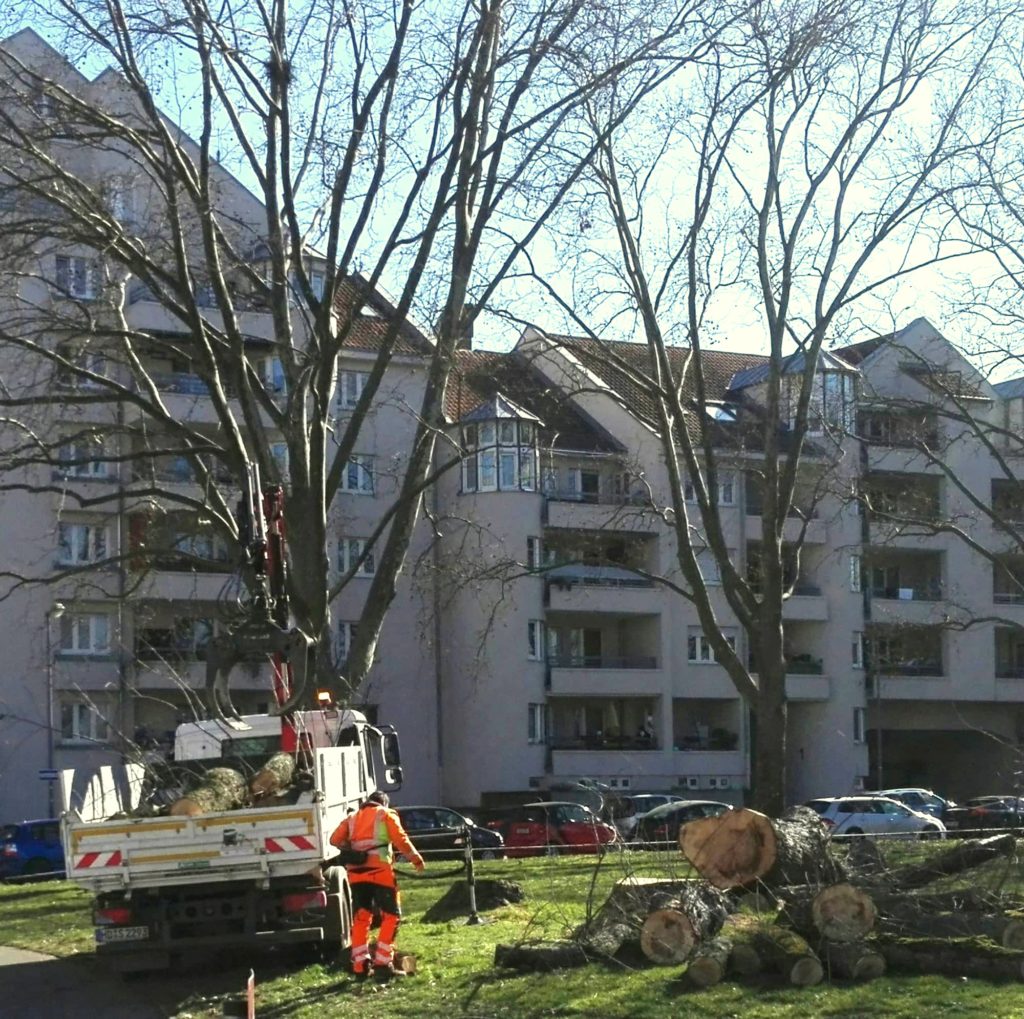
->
686, 936, 732, 987
393, 951, 417, 975
576, 877, 722, 958
680, 807, 845, 890
169, 767, 249, 817
751, 927, 824, 986
249, 752, 296, 801
493, 941, 589, 972
879, 909, 1024, 950
779, 883, 877, 944
876, 936, 1024, 981
881, 833, 1016, 891
824, 940, 886, 980
638, 886, 730, 965
729, 942, 762, 976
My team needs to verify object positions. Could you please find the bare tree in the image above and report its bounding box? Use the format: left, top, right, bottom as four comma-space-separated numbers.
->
514, 0, 1014, 812
0, 1, 707, 732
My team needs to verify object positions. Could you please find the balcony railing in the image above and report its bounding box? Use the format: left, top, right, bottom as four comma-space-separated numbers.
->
748, 653, 823, 674
549, 735, 659, 751
870, 584, 942, 601
994, 590, 1024, 604
545, 566, 653, 589
877, 660, 943, 676
543, 487, 646, 507
745, 500, 818, 519
547, 654, 659, 670
996, 666, 1024, 679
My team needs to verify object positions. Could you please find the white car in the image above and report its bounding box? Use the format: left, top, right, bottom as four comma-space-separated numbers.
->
868, 787, 954, 819
803, 795, 946, 838
607, 793, 687, 839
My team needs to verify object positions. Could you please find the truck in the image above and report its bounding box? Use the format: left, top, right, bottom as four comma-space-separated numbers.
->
60, 708, 402, 971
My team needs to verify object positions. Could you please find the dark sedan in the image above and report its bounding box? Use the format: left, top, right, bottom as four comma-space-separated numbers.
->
396, 806, 505, 860
943, 796, 1024, 835
634, 800, 732, 847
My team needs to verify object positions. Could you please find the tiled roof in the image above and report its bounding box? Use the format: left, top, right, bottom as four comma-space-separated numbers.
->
546, 334, 769, 423
446, 350, 623, 453
333, 277, 435, 356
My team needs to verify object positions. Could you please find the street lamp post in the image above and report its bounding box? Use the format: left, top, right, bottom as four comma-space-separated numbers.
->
45, 602, 65, 817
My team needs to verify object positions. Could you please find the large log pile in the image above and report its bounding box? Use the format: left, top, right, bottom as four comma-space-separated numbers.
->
494, 805, 1024, 991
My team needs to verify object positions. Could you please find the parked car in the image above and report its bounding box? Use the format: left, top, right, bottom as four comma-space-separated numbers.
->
868, 787, 954, 819
943, 796, 1024, 835
482, 801, 619, 857
803, 796, 945, 838
0, 819, 65, 880
395, 806, 505, 860
605, 793, 687, 840
634, 800, 733, 847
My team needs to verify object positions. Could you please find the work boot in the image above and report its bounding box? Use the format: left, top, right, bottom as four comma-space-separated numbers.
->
373, 963, 394, 985
352, 965, 369, 983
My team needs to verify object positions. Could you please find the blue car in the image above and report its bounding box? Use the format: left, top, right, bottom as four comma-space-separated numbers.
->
0, 819, 65, 880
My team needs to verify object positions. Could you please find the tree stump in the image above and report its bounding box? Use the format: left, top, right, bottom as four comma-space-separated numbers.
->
824, 940, 886, 980
779, 883, 877, 943
751, 927, 824, 986
170, 767, 249, 816
680, 808, 845, 890
249, 752, 296, 801
686, 936, 733, 987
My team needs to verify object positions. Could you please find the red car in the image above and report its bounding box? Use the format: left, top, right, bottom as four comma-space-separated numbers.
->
485, 801, 619, 857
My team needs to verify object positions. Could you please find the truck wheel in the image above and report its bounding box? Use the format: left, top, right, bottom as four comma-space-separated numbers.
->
321, 866, 352, 962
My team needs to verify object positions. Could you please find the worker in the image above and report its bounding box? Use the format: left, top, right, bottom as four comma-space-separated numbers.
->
329, 790, 425, 983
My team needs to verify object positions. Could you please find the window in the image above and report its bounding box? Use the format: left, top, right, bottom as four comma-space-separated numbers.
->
55, 255, 99, 299
56, 438, 111, 479
685, 471, 734, 505
257, 356, 286, 394
527, 703, 549, 745
853, 708, 866, 744
310, 271, 325, 301
822, 371, 856, 430
60, 699, 109, 744
542, 467, 559, 494
337, 621, 358, 667
527, 620, 545, 661
33, 91, 57, 119
688, 627, 736, 663
479, 450, 497, 492
55, 343, 106, 389
463, 417, 536, 492
499, 420, 516, 444
499, 451, 517, 489
696, 548, 722, 585
338, 537, 375, 577
270, 443, 290, 481
852, 632, 864, 668
342, 455, 374, 494
105, 176, 136, 224
58, 612, 112, 655
568, 468, 600, 502
462, 454, 478, 493
527, 537, 541, 570
57, 522, 108, 565
338, 371, 369, 410
849, 554, 862, 592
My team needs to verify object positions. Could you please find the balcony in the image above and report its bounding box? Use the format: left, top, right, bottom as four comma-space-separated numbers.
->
545, 566, 660, 614
782, 586, 829, 621
125, 282, 277, 342
543, 486, 656, 533
547, 655, 661, 697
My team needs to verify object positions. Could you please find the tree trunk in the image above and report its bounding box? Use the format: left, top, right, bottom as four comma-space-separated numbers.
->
493, 941, 590, 972
824, 940, 886, 980
729, 941, 763, 976
880, 833, 1016, 890
751, 927, 824, 986
639, 888, 729, 965
686, 936, 733, 987
879, 910, 1024, 949
680, 807, 845, 889
578, 879, 728, 960
170, 767, 249, 816
876, 936, 1024, 981
249, 752, 296, 801
778, 883, 877, 943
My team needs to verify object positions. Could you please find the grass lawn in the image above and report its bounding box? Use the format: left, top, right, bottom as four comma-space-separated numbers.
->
3, 847, 1024, 1017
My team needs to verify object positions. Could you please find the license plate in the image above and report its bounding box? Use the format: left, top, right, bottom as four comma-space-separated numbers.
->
96, 925, 150, 944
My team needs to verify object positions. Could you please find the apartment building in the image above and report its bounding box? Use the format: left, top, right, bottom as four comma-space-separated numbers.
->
1, 29, 1022, 825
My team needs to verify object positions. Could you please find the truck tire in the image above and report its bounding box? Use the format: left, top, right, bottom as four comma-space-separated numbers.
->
321, 866, 352, 962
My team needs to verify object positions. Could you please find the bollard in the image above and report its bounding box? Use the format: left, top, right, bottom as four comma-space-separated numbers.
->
462, 825, 482, 925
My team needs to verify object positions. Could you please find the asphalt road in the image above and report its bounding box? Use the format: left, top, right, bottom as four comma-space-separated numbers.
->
0, 946, 164, 1018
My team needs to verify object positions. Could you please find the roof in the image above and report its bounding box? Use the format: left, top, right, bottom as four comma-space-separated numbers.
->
333, 277, 435, 356
446, 350, 623, 453
728, 350, 856, 390
994, 376, 1024, 399
832, 336, 887, 367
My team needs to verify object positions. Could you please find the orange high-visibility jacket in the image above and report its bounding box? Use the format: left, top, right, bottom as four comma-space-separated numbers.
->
330, 803, 423, 882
